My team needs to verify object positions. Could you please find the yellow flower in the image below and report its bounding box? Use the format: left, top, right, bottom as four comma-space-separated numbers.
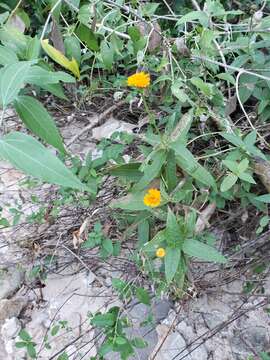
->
127, 72, 150, 88
143, 188, 161, 207
156, 247, 166, 258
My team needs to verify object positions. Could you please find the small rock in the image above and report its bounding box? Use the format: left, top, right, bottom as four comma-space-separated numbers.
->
1, 318, 21, 339
92, 118, 136, 140
0, 268, 25, 300
0, 298, 26, 320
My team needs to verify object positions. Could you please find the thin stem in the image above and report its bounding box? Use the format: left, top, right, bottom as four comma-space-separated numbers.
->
40, 0, 63, 41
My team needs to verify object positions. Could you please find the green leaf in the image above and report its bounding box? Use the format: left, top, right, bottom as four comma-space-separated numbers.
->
26, 36, 41, 60
170, 142, 216, 189
131, 338, 148, 348
51, 325, 60, 336
0, 61, 33, 109
0, 45, 18, 65
136, 287, 150, 305
111, 192, 150, 211
255, 194, 270, 203
216, 73, 235, 85
133, 150, 167, 191
128, 26, 141, 42
177, 11, 209, 27
115, 337, 127, 345
19, 329, 32, 342
108, 163, 142, 182
14, 96, 65, 154
0, 132, 89, 192
183, 239, 227, 263
100, 41, 114, 70
165, 150, 177, 192
166, 208, 181, 248
244, 130, 257, 147
102, 238, 113, 255
171, 80, 189, 103
41, 83, 68, 100
91, 313, 116, 327
57, 352, 69, 360
76, 23, 99, 52
27, 343, 37, 359
99, 340, 113, 356
220, 173, 238, 192
237, 158, 249, 173
222, 159, 238, 173
238, 172, 256, 184
143, 229, 166, 252
190, 77, 213, 97
15, 341, 27, 348
26, 66, 75, 85
221, 132, 245, 147
64, 35, 81, 64
165, 247, 181, 283
138, 219, 149, 248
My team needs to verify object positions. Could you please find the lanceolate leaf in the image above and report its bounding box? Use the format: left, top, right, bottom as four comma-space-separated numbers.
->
0, 45, 18, 65
183, 239, 227, 263
14, 95, 65, 153
166, 208, 181, 248
26, 66, 75, 85
0, 61, 33, 109
0, 132, 89, 192
41, 39, 80, 78
170, 141, 216, 189
133, 150, 167, 191
165, 247, 181, 283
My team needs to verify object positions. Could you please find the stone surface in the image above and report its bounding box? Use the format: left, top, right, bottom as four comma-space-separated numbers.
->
0, 298, 26, 321
92, 118, 136, 140
0, 268, 25, 300
1, 318, 21, 339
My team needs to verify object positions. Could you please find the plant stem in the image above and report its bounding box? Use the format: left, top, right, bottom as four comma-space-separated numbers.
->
142, 95, 159, 134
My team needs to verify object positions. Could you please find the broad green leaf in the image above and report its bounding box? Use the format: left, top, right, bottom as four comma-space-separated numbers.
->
165, 150, 177, 192
41, 83, 68, 100
26, 36, 41, 60
177, 11, 209, 27
99, 341, 113, 356
170, 142, 216, 189
57, 352, 69, 360
165, 247, 181, 283
220, 173, 238, 192
110, 192, 150, 211
78, 4, 90, 24
0, 61, 33, 109
27, 343, 36, 359
244, 130, 257, 147
26, 66, 75, 85
255, 194, 270, 203
108, 163, 142, 182
91, 313, 115, 327
19, 329, 32, 342
166, 208, 181, 248
64, 35, 81, 64
0, 132, 89, 192
171, 80, 189, 103
75, 23, 99, 52
102, 238, 113, 255
221, 131, 245, 147
143, 229, 166, 252
128, 26, 141, 42
222, 159, 238, 173
14, 95, 65, 153
170, 110, 193, 144
133, 150, 167, 191
190, 77, 213, 97
237, 158, 249, 173
41, 39, 80, 78
138, 219, 149, 248
216, 73, 235, 85
100, 41, 114, 70
183, 239, 227, 263
136, 287, 150, 305
0, 45, 18, 65
0, 25, 28, 56
238, 172, 256, 184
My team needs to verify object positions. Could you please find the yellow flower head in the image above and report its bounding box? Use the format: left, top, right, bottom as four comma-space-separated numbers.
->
127, 72, 150, 88
143, 188, 161, 208
156, 247, 166, 258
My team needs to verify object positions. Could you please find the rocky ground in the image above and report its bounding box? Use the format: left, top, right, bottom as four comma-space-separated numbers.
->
0, 107, 269, 360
